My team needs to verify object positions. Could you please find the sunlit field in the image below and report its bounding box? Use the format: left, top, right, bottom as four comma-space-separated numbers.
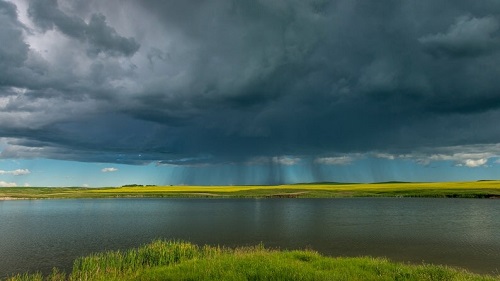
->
2, 181, 500, 199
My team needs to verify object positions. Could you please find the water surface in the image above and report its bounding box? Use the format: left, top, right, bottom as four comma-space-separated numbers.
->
1, 198, 499, 277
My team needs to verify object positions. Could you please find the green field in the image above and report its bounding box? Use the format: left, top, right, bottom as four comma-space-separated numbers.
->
2, 181, 500, 199
7, 240, 499, 281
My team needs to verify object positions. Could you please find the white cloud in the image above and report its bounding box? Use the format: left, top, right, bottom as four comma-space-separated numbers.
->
272, 156, 301, 166
0, 181, 17, 187
0, 169, 31, 176
24, 183, 30, 187
373, 153, 396, 160
247, 156, 301, 166
417, 152, 492, 167
101, 167, 118, 173
82, 184, 89, 187
319, 145, 500, 168
315, 156, 353, 165
462, 158, 488, 168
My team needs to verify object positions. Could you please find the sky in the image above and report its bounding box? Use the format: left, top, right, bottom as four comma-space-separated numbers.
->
2, 0, 500, 187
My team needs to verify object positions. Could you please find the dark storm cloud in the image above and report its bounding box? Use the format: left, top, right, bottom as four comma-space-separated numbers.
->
28, 0, 139, 56
0, 0, 29, 81
2, 0, 500, 170
419, 15, 500, 58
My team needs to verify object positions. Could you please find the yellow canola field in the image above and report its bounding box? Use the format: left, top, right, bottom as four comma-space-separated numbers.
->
90, 180, 500, 194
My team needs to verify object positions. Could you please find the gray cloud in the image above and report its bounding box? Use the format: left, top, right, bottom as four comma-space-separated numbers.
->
0, 0, 29, 84
28, 0, 139, 57
419, 15, 500, 58
2, 0, 500, 182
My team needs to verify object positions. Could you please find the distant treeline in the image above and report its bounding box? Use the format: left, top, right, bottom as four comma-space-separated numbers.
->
121, 184, 157, 187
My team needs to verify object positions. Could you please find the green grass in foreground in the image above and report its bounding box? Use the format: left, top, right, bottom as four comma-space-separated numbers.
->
7, 240, 499, 281
2, 181, 500, 199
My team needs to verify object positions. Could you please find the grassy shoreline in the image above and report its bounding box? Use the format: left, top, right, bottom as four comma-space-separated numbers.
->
2, 181, 500, 200
7, 240, 500, 281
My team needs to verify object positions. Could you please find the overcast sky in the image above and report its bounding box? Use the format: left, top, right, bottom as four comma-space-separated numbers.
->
2, 0, 500, 186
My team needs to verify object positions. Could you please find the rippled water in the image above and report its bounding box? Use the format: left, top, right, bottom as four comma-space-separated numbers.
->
1, 198, 499, 277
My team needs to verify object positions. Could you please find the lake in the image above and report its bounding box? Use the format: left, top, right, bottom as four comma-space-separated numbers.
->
1, 198, 499, 278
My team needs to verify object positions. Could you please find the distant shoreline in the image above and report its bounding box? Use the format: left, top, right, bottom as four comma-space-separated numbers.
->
2, 181, 500, 200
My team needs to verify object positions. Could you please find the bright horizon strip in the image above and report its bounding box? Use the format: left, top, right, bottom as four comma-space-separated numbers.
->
2, 156, 500, 187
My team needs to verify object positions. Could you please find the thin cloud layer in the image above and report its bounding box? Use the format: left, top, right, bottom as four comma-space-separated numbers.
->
315, 156, 353, 166
101, 167, 118, 173
0, 169, 31, 175
1, 0, 500, 176
0, 181, 17, 187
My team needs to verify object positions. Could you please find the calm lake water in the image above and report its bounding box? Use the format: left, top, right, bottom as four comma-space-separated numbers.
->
0, 198, 499, 277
